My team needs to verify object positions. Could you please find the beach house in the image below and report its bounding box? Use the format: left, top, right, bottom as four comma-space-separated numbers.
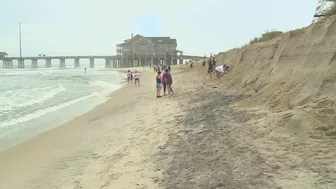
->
116, 34, 183, 57
115, 34, 184, 67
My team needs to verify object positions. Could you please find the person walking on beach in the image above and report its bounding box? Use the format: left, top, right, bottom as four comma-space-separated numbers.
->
162, 70, 167, 95
156, 71, 162, 98
208, 59, 214, 78
127, 70, 132, 83
212, 57, 216, 67
134, 70, 140, 87
131, 72, 134, 83
165, 69, 174, 95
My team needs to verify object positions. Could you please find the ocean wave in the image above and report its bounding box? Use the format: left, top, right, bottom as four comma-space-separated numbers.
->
0, 84, 66, 112
0, 92, 99, 129
38, 73, 92, 83
90, 80, 121, 95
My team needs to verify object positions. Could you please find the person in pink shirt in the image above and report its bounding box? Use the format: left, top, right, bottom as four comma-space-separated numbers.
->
161, 70, 168, 95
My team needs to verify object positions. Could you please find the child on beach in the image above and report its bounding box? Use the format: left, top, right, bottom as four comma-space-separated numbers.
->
134, 70, 140, 87
156, 71, 162, 98
130, 72, 134, 83
127, 70, 132, 83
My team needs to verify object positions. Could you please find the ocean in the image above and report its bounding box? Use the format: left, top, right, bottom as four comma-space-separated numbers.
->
0, 62, 125, 151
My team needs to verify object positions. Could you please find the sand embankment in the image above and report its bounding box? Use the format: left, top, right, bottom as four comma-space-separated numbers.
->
214, 17, 336, 141
158, 17, 336, 188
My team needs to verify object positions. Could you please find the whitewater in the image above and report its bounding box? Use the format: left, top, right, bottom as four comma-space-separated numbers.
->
0, 65, 124, 151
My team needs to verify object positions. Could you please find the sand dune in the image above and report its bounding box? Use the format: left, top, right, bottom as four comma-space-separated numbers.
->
169, 16, 336, 188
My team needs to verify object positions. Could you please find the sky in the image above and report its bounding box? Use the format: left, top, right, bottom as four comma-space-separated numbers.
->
0, 0, 319, 57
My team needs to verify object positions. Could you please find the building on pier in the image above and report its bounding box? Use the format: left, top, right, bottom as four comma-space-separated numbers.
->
0, 35, 204, 69
116, 34, 184, 67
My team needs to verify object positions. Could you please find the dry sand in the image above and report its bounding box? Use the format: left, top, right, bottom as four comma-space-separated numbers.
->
1, 17, 336, 189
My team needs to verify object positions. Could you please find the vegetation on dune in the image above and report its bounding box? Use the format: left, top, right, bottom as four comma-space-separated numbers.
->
324, 0, 336, 17
249, 30, 283, 44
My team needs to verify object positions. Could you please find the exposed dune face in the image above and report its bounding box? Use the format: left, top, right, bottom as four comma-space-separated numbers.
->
171, 17, 336, 188
151, 17, 336, 187
214, 17, 336, 130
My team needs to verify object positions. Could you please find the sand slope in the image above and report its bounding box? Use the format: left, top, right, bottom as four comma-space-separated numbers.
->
217, 17, 336, 118
167, 16, 336, 188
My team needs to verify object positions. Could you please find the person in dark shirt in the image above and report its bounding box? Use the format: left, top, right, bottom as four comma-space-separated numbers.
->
165, 69, 174, 95
208, 59, 214, 78
212, 57, 216, 67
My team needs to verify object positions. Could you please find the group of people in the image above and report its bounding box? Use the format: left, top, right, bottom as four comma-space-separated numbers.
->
155, 68, 173, 98
154, 64, 171, 73
203, 55, 230, 79
126, 54, 227, 98
126, 65, 174, 98
127, 70, 140, 86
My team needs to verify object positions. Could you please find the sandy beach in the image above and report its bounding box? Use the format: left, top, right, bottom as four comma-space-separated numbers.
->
2, 18, 336, 189
0, 67, 180, 189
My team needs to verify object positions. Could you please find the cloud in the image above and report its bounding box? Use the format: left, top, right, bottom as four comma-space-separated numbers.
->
0, 0, 317, 57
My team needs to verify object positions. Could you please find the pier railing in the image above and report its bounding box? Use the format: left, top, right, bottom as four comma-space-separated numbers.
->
0, 55, 204, 69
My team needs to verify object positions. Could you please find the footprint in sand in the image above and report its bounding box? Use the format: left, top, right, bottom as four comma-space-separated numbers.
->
109, 172, 123, 180
123, 161, 134, 167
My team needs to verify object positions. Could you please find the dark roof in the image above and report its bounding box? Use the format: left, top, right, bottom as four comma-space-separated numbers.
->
118, 35, 177, 45
122, 34, 144, 45
146, 37, 177, 45
170, 39, 177, 45
0, 52, 8, 55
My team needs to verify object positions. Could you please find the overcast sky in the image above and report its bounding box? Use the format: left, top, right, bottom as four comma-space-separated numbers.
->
0, 0, 318, 57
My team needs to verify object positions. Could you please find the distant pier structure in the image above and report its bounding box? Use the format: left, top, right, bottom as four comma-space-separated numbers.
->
0, 34, 204, 69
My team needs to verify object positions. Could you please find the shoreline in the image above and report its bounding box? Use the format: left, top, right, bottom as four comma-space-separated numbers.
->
0, 66, 170, 188
0, 67, 148, 153
0, 69, 127, 152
